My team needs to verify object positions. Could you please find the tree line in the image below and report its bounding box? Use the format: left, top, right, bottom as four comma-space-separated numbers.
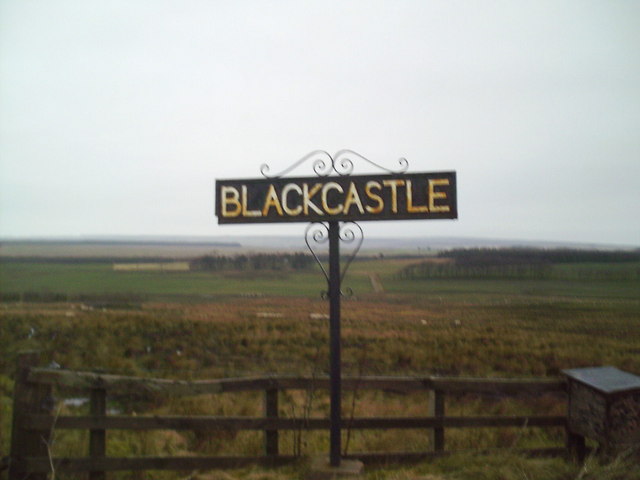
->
397, 248, 640, 280
190, 253, 314, 271
438, 247, 640, 265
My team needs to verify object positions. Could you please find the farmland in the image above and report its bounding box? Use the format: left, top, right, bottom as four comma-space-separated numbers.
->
1, 246, 639, 479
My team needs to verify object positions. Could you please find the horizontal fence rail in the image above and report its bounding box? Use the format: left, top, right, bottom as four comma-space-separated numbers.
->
9, 353, 570, 479
26, 368, 567, 395
23, 413, 567, 431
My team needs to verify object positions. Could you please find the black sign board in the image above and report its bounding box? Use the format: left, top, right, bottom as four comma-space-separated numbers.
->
216, 171, 457, 224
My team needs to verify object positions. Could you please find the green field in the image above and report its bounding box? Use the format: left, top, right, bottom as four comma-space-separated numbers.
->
2, 258, 639, 301
0, 261, 329, 298
1, 253, 639, 479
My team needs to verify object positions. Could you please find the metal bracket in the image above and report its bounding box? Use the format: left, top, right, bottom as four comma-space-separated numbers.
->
304, 221, 363, 298
260, 149, 409, 179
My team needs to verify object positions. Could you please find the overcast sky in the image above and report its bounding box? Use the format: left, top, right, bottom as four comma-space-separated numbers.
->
1, 1, 638, 246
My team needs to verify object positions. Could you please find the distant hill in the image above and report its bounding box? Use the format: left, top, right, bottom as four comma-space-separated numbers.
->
0, 235, 637, 258
0, 238, 240, 247
191, 235, 637, 253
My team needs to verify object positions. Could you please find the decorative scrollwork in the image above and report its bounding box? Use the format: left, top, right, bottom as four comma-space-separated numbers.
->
341, 286, 354, 299
261, 150, 333, 178
304, 221, 363, 299
261, 149, 410, 178
338, 222, 363, 288
333, 149, 409, 176
305, 222, 330, 289
332, 153, 354, 176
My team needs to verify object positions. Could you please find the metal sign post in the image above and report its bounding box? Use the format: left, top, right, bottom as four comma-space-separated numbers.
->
215, 150, 457, 467
328, 221, 341, 465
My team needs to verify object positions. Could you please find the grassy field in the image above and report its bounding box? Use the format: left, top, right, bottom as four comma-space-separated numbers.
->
2, 257, 639, 301
1, 253, 639, 479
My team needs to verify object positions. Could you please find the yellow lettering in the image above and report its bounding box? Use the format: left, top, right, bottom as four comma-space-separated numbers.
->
282, 183, 302, 216
382, 179, 405, 213
322, 182, 344, 215
242, 185, 262, 217
343, 182, 365, 215
221, 186, 241, 217
406, 179, 429, 213
428, 179, 450, 213
303, 183, 324, 215
262, 184, 284, 216
365, 181, 384, 214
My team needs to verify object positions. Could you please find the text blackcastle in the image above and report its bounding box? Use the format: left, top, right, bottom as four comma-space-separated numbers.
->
215, 172, 457, 224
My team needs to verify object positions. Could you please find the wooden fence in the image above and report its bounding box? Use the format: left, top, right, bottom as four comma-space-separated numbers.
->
7, 352, 571, 479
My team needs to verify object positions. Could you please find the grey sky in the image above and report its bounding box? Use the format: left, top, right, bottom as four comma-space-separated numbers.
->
1, 1, 638, 245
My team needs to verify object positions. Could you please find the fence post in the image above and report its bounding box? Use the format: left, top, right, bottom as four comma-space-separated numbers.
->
428, 389, 445, 452
264, 387, 279, 456
89, 386, 107, 480
9, 351, 53, 480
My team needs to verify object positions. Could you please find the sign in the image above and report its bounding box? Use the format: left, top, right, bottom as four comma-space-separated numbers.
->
215, 152, 458, 468
215, 171, 457, 224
